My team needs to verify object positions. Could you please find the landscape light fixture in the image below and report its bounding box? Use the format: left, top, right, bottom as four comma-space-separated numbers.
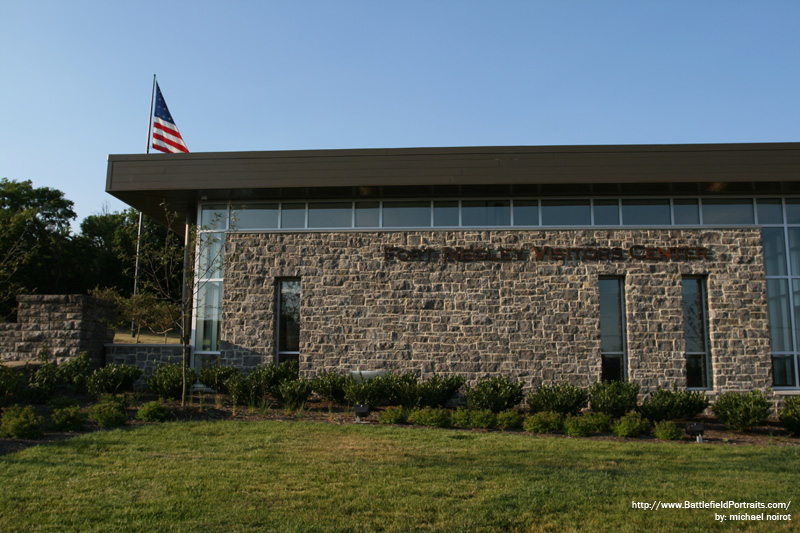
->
354, 404, 370, 423
686, 423, 705, 443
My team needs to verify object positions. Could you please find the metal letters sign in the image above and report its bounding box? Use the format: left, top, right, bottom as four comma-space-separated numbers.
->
383, 245, 712, 263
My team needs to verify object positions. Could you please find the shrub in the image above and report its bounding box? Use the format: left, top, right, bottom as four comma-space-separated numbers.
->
496, 409, 523, 430
136, 401, 174, 423
56, 353, 94, 393
198, 365, 240, 395
51, 405, 87, 432
523, 411, 564, 434
451, 407, 472, 427
27, 360, 59, 404
589, 381, 640, 419
49, 396, 79, 410
379, 372, 422, 408
87, 364, 142, 396
612, 411, 651, 437
247, 361, 300, 405
563, 415, 592, 437
223, 372, 248, 406
639, 389, 710, 422
672, 390, 710, 419
779, 397, 800, 436
147, 363, 198, 400
379, 406, 408, 425
468, 409, 497, 429
278, 379, 313, 410
465, 376, 524, 413
418, 374, 465, 408
88, 398, 127, 428
638, 388, 677, 422
712, 390, 772, 432
653, 420, 683, 441
0, 405, 43, 439
582, 412, 613, 433
344, 375, 384, 406
407, 407, 451, 428
527, 383, 589, 416
312, 372, 348, 404
0, 366, 26, 407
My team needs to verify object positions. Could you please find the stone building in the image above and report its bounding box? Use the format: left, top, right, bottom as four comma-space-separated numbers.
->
106, 143, 800, 400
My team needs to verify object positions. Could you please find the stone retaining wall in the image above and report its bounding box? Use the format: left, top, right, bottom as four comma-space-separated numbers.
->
0, 295, 115, 365
105, 344, 184, 386
220, 228, 771, 400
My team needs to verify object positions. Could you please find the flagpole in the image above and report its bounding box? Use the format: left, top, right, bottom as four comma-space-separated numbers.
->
145, 74, 156, 155
131, 75, 157, 338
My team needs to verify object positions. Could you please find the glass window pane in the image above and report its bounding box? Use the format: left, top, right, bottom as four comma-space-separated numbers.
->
762, 227, 788, 276
785, 199, 800, 224
702, 199, 754, 224
201, 205, 227, 230
682, 278, 706, 354
622, 200, 670, 225
196, 281, 222, 352
772, 355, 797, 387
513, 201, 539, 226
593, 200, 619, 225
757, 199, 784, 224
280, 203, 306, 229
793, 279, 800, 355
231, 204, 278, 229
434, 201, 459, 226
599, 278, 623, 353
355, 202, 379, 227
278, 280, 301, 353
462, 201, 510, 226
382, 201, 431, 227
788, 227, 800, 275
198, 232, 225, 279
686, 353, 707, 389
308, 202, 352, 228
767, 279, 793, 352
542, 200, 591, 226
601, 355, 623, 382
673, 199, 700, 225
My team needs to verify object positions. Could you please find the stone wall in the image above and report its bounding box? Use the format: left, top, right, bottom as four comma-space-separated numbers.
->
0, 295, 115, 365
105, 344, 184, 386
220, 228, 771, 399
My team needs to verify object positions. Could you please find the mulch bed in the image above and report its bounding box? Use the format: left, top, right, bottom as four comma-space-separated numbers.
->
2, 390, 798, 457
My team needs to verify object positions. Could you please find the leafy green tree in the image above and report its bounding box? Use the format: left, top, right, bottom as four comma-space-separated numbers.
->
0, 179, 76, 317
73, 208, 137, 296
74, 207, 179, 299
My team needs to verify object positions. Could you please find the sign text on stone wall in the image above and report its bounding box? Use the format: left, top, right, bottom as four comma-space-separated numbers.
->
383, 245, 712, 263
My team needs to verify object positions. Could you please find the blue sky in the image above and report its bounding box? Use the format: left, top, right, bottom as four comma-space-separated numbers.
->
1, 1, 798, 227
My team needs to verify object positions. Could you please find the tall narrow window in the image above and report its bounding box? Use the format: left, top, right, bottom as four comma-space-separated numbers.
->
277, 279, 301, 365
599, 277, 626, 381
682, 277, 712, 389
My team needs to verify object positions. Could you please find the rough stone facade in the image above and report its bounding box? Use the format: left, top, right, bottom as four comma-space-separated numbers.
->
220, 228, 771, 399
0, 295, 115, 365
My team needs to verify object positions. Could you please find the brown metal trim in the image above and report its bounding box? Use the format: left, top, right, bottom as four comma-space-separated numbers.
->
105, 143, 800, 228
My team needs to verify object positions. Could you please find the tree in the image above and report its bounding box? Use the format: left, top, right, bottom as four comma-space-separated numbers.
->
74, 207, 177, 299
124, 203, 227, 405
0, 179, 76, 318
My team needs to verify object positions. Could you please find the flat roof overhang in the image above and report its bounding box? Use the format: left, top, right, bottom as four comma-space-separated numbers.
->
106, 143, 800, 229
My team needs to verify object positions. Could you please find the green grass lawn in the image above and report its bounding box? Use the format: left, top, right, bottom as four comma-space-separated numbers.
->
0, 421, 797, 532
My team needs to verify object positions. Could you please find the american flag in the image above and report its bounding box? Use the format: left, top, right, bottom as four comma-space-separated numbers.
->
152, 83, 188, 153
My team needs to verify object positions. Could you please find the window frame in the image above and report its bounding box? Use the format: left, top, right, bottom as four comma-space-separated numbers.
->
682, 276, 713, 390
599, 276, 627, 382
276, 278, 301, 365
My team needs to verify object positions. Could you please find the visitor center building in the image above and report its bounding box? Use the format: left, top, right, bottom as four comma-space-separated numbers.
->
106, 142, 800, 400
